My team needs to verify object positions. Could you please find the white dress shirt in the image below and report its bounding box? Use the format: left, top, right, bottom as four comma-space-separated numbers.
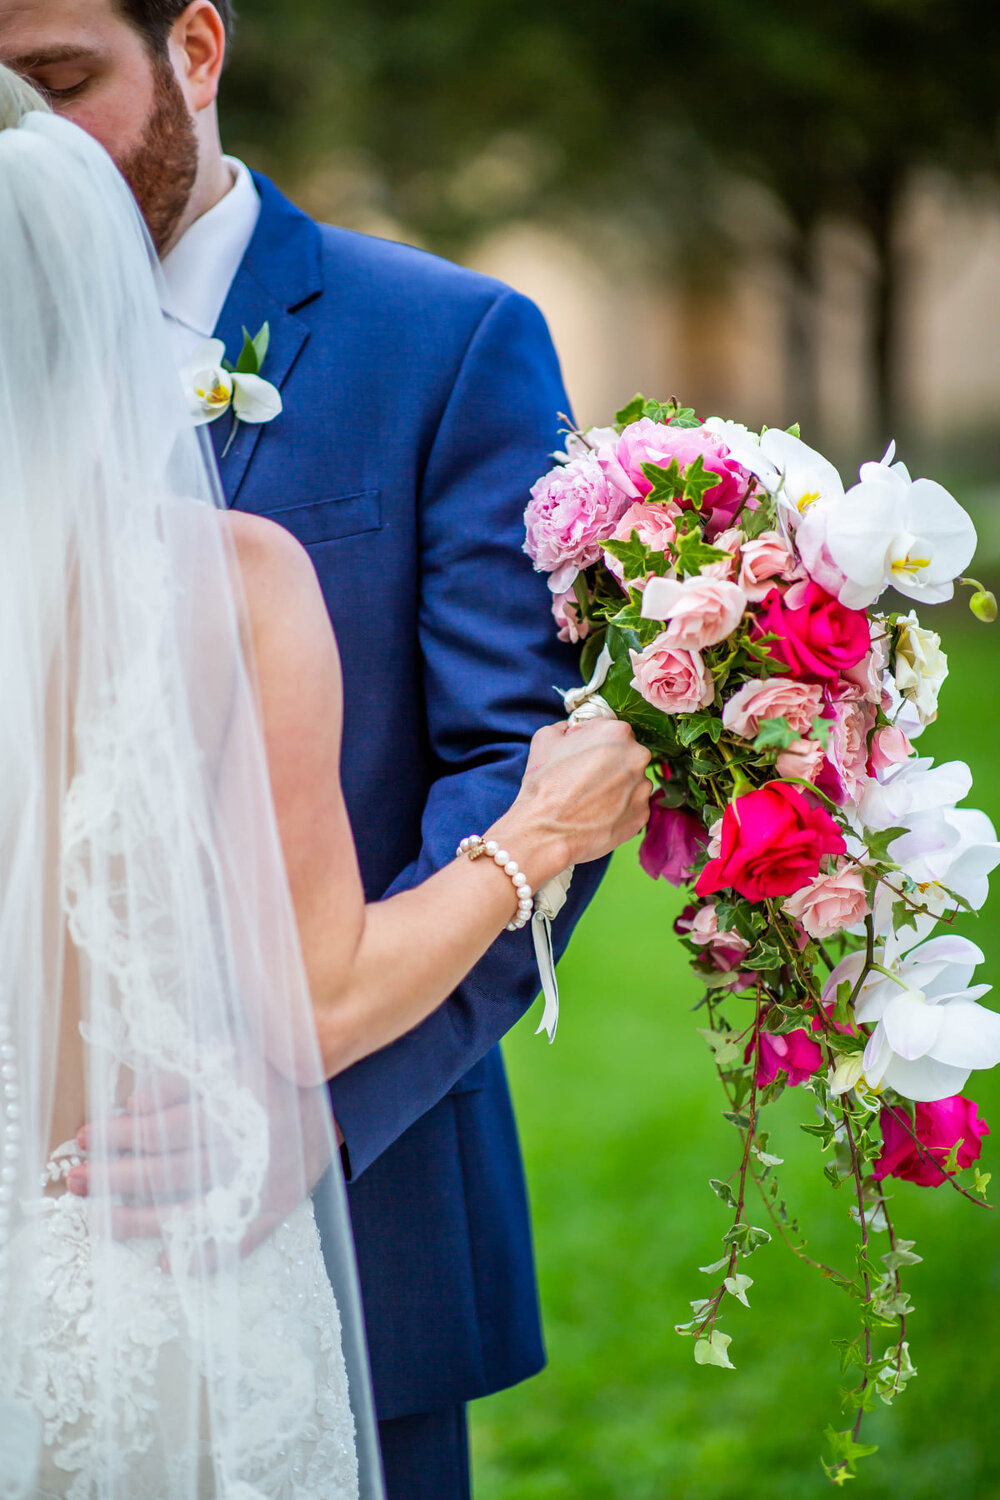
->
160, 156, 261, 364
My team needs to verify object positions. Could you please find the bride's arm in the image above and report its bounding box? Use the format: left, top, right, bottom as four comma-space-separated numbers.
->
229, 511, 650, 1078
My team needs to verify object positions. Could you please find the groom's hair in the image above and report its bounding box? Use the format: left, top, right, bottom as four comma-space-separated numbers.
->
118, 0, 234, 55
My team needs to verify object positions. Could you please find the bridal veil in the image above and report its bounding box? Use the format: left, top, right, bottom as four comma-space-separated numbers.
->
0, 98, 381, 1499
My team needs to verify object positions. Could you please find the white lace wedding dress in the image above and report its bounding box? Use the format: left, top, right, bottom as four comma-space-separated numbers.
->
3, 1147, 360, 1500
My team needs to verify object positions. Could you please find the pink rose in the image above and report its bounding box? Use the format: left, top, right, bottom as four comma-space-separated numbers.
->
603, 501, 680, 587
675, 903, 751, 979
721, 678, 824, 740
869, 724, 914, 773
639, 796, 708, 884
775, 738, 827, 782
754, 582, 871, 683
629, 638, 714, 715
551, 588, 590, 644
751, 1025, 825, 1088
641, 576, 747, 650
781, 858, 870, 939
524, 453, 632, 593
737, 529, 802, 601
699, 526, 743, 582
606, 419, 752, 539
696, 783, 846, 902
823, 699, 875, 802
874, 1096, 989, 1187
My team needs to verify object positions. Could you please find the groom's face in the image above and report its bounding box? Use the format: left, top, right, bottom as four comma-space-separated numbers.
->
0, 0, 198, 251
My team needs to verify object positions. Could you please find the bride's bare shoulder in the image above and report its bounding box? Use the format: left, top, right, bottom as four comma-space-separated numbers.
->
223, 509, 312, 583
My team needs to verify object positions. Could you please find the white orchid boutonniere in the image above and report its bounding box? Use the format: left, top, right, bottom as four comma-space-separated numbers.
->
181, 322, 282, 456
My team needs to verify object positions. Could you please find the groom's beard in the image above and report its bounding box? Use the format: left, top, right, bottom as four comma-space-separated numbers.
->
118, 59, 199, 255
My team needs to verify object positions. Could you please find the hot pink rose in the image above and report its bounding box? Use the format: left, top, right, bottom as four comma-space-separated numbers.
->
695, 783, 846, 902
869, 724, 914, 773
775, 738, 827, 783
629, 638, 714, 715
639, 796, 708, 884
874, 1096, 989, 1187
605, 419, 752, 539
603, 501, 680, 587
738, 530, 801, 601
754, 581, 870, 682
524, 453, 632, 593
699, 527, 743, 582
824, 699, 875, 802
642, 576, 747, 651
781, 858, 870, 939
722, 677, 824, 740
551, 588, 590, 644
752, 1025, 825, 1088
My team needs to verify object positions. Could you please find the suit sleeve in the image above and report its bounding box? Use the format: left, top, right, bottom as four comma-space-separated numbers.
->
327, 288, 609, 1179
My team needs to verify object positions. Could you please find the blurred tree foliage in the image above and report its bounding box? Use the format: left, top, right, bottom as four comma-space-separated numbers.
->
225, 0, 1000, 440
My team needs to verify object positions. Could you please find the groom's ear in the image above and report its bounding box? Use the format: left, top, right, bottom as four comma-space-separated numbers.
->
167, 1, 226, 114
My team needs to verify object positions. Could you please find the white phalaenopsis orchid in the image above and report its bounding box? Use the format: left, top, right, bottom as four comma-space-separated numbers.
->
180, 338, 283, 429
795, 446, 976, 610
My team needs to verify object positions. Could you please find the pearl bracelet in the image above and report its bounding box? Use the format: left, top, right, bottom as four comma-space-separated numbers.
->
456, 835, 534, 931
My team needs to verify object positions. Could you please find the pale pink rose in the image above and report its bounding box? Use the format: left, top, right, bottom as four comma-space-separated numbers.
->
524, 452, 633, 593
721, 678, 824, 740
603, 500, 680, 587
706, 817, 723, 858
775, 738, 827, 782
699, 526, 743, 582
629, 638, 715, 714
869, 724, 914, 772
738, 529, 802, 601
604, 418, 753, 538
781, 859, 870, 939
825, 699, 875, 802
642, 576, 747, 650
686, 903, 751, 956
551, 589, 590, 644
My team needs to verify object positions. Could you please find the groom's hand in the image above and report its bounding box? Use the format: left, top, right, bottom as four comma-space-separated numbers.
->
70, 1071, 343, 1259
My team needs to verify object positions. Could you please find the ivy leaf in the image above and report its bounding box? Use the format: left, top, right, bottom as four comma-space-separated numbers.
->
603, 531, 654, 582
752, 715, 799, 752
678, 710, 724, 747
641, 458, 686, 504
682, 454, 721, 510
974, 1168, 992, 1198
811, 715, 832, 750
698, 1256, 730, 1274
674, 526, 732, 579
863, 825, 910, 865
822, 1426, 879, 1484
708, 1177, 738, 1208
881, 1240, 922, 1272
743, 941, 784, 972
724, 1273, 753, 1307
615, 393, 646, 426
693, 1330, 735, 1369
942, 1138, 965, 1175
698, 1028, 742, 1068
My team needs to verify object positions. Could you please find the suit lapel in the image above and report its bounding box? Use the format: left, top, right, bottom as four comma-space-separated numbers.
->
211, 174, 324, 507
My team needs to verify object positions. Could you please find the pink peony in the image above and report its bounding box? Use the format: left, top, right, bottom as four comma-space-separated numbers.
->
642, 576, 747, 651
524, 453, 632, 593
738, 529, 801, 601
603, 501, 680, 587
722, 677, 824, 740
823, 699, 875, 803
551, 588, 590, 644
696, 783, 846, 902
754, 581, 871, 683
874, 1096, 989, 1187
869, 724, 914, 773
639, 797, 708, 884
699, 526, 743, 582
781, 858, 870, 939
629, 638, 715, 715
605, 419, 753, 539
775, 738, 827, 783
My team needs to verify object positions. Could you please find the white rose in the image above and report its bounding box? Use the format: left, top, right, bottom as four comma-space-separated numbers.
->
894, 613, 947, 725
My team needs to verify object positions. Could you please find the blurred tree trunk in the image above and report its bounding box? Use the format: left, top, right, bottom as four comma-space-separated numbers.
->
785, 224, 820, 439
866, 164, 905, 448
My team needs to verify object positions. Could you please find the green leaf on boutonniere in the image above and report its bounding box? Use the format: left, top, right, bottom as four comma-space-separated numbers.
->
235, 327, 261, 375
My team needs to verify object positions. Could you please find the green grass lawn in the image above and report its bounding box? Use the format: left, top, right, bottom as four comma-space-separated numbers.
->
471, 618, 1000, 1500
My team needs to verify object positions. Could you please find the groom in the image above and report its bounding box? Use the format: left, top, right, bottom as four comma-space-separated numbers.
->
0, 2, 606, 1494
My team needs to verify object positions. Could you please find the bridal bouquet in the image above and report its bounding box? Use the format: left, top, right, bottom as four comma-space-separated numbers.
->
524, 395, 1000, 1482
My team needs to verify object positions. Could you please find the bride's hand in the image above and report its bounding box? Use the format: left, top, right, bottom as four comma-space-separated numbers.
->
487, 718, 653, 889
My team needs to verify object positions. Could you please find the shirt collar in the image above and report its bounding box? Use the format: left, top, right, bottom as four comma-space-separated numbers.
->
160, 156, 261, 345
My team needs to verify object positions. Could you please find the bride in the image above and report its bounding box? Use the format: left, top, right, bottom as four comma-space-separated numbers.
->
0, 69, 651, 1500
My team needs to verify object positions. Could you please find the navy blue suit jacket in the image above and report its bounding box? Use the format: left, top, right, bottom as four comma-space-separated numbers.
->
211, 174, 606, 1420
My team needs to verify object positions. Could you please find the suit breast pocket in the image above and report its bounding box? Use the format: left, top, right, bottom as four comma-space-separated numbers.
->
268, 490, 382, 547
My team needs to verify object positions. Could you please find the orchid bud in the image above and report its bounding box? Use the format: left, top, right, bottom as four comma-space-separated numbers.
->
970, 589, 998, 624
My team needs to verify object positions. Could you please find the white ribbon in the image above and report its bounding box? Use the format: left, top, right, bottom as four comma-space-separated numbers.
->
531, 645, 620, 1042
